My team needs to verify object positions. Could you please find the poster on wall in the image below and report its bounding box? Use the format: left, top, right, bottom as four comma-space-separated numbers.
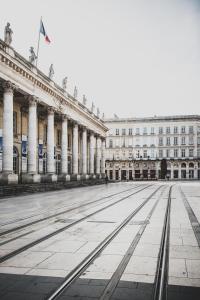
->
38, 141, 43, 173
21, 135, 27, 172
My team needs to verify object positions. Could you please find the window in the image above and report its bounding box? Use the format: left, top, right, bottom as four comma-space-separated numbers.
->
143, 150, 147, 158
151, 149, 155, 158
181, 126, 185, 133
166, 149, 170, 158
174, 137, 178, 145
166, 127, 170, 134
109, 139, 113, 148
159, 149, 163, 158
189, 136, 194, 145
159, 137, 163, 146
57, 129, 61, 146
174, 126, 178, 134
181, 136, 186, 145
181, 149, 186, 158
151, 127, 154, 134
197, 148, 200, 157
198, 137, 200, 145
189, 126, 194, 134
189, 149, 194, 157
13, 111, 17, 136
143, 127, 147, 135
136, 128, 140, 135
128, 128, 132, 135
159, 127, 163, 134
174, 149, 178, 158
122, 129, 126, 136
166, 137, 170, 145
116, 129, 119, 135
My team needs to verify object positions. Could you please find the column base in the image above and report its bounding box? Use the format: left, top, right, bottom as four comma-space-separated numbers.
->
89, 174, 96, 179
95, 174, 102, 179
71, 174, 81, 181
22, 174, 41, 184
0, 173, 18, 185
41, 174, 58, 183
58, 174, 71, 182
101, 173, 106, 179
81, 174, 89, 180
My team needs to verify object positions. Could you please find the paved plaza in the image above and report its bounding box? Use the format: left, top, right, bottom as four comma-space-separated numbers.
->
0, 181, 200, 299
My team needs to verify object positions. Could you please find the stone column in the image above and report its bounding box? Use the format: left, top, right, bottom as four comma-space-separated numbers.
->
194, 163, 198, 179
186, 163, 189, 179
24, 96, 40, 183
96, 136, 101, 177
59, 114, 70, 181
178, 163, 181, 179
82, 127, 88, 178
42, 107, 57, 182
171, 163, 174, 179
0, 81, 18, 184
101, 139, 106, 176
72, 122, 79, 177
89, 131, 95, 176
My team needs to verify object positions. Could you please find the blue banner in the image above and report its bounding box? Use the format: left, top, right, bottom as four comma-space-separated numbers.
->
22, 140, 27, 157
38, 144, 43, 159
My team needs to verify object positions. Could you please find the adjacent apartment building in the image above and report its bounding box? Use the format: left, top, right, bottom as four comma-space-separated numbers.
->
104, 115, 200, 180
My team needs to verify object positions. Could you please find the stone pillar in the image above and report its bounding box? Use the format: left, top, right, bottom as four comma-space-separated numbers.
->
72, 122, 80, 179
89, 131, 95, 177
101, 139, 106, 177
0, 81, 18, 184
59, 115, 70, 181
186, 163, 189, 179
82, 127, 88, 178
23, 96, 40, 183
96, 136, 101, 177
42, 107, 57, 182
178, 163, 181, 179
171, 163, 174, 179
194, 163, 198, 179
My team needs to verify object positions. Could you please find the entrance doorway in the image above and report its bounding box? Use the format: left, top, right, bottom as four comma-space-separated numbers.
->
121, 170, 126, 180
129, 170, 132, 180
115, 170, 119, 180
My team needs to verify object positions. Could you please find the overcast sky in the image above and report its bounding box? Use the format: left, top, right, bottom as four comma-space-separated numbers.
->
1, 0, 200, 118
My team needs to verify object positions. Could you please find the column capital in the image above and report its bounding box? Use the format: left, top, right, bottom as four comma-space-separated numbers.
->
61, 114, 68, 121
47, 106, 55, 115
2, 81, 15, 93
28, 95, 38, 106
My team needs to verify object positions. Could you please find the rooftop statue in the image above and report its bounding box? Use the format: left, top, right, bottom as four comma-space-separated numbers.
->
74, 86, 78, 99
29, 47, 37, 64
91, 102, 95, 113
97, 108, 100, 118
4, 22, 13, 45
62, 77, 68, 91
49, 64, 54, 80
83, 95, 87, 106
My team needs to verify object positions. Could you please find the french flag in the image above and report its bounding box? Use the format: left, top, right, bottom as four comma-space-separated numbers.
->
40, 20, 51, 44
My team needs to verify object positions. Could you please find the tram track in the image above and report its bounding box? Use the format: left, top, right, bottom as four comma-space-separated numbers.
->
0, 184, 153, 264
45, 184, 165, 300
0, 184, 143, 238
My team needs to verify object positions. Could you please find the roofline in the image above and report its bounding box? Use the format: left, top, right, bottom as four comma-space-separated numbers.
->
104, 115, 200, 123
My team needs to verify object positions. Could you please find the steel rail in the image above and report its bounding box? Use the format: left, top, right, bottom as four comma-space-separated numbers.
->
153, 185, 172, 300
46, 185, 164, 300
0, 184, 142, 237
0, 184, 152, 264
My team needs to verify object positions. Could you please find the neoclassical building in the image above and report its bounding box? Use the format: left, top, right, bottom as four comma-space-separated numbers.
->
105, 116, 200, 180
0, 39, 107, 184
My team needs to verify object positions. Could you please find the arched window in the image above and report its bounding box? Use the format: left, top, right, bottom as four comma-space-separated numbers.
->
189, 163, 194, 168
181, 163, 186, 168
13, 146, 19, 174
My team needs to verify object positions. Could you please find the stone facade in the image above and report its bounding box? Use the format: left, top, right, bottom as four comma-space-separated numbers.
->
0, 39, 107, 184
105, 116, 200, 180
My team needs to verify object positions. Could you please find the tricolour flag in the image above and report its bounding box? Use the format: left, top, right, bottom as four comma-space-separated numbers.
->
40, 20, 51, 43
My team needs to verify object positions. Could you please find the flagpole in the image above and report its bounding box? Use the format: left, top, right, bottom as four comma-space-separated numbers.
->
36, 17, 42, 68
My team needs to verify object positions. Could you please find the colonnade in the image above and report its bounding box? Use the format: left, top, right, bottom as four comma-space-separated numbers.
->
0, 81, 106, 184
